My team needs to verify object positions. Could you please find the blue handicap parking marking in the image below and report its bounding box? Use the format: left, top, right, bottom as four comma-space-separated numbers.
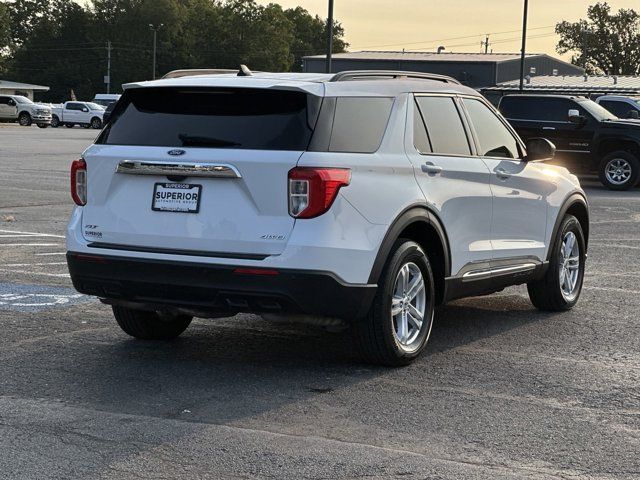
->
0, 283, 95, 312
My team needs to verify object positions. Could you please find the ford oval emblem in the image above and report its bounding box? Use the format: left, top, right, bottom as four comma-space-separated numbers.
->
168, 149, 186, 156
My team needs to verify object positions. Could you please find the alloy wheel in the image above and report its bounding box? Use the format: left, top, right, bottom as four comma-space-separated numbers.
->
605, 158, 632, 186
391, 262, 428, 352
559, 231, 581, 301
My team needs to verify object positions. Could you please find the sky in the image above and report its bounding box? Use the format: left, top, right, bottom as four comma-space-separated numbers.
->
257, 0, 639, 58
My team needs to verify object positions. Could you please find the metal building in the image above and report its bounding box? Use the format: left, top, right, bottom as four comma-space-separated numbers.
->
0, 80, 50, 100
303, 51, 584, 89
481, 74, 640, 105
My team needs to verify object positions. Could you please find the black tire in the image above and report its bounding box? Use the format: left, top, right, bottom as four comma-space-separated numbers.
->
37, 123, 48, 129
528, 215, 586, 311
598, 151, 640, 191
51, 115, 60, 128
90, 117, 102, 129
82, 124, 91, 129
112, 306, 192, 340
18, 112, 32, 126
65, 123, 74, 128
353, 239, 435, 367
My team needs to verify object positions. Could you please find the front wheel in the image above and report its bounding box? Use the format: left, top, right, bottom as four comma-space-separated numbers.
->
51, 115, 60, 128
598, 151, 640, 191
527, 215, 586, 311
18, 112, 32, 126
112, 306, 192, 340
90, 117, 102, 129
353, 239, 435, 366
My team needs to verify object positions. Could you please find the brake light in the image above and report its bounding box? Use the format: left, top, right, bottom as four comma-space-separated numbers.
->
288, 167, 351, 219
71, 159, 87, 206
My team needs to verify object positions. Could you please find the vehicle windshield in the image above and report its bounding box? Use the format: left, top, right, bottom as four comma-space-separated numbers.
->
14, 96, 33, 104
579, 99, 619, 121
87, 102, 105, 110
98, 87, 314, 150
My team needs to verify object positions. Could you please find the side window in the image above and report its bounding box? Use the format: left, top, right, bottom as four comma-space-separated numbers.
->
329, 97, 394, 153
0, 97, 9, 105
415, 96, 471, 156
67, 103, 81, 111
599, 100, 627, 118
413, 100, 431, 153
463, 98, 521, 159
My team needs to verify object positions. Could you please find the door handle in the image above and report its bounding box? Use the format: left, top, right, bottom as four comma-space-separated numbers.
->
542, 127, 556, 131
495, 167, 511, 180
422, 162, 443, 175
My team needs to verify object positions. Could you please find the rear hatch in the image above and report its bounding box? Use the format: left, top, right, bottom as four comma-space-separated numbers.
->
81, 86, 318, 257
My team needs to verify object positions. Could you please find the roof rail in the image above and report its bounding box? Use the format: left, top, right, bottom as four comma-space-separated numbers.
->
330, 70, 461, 85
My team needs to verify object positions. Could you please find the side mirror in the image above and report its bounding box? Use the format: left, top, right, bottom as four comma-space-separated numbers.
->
82, 107, 89, 112
627, 110, 639, 120
526, 138, 556, 162
7, 100, 15, 106
568, 109, 585, 124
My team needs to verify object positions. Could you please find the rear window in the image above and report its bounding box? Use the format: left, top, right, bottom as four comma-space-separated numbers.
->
97, 87, 314, 150
328, 97, 393, 153
500, 96, 578, 122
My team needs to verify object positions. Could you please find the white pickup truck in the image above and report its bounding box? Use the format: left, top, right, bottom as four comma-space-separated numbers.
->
0, 95, 52, 128
51, 101, 105, 129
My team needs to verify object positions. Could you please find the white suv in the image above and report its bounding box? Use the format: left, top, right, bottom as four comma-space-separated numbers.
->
66, 69, 589, 366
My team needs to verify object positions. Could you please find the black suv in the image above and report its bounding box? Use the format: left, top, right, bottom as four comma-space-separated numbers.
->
499, 94, 640, 190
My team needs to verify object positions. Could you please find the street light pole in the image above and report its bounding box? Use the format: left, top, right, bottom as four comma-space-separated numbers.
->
325, 0, 334, 73
149, 23, 164, 80
519, 0, 529, 91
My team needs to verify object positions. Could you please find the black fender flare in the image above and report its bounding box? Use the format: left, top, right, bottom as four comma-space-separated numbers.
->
547, 192, 589, 262
367, 205, 452, 284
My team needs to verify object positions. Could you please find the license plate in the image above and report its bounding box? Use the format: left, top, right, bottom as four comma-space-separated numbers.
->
152, 183, 202, 213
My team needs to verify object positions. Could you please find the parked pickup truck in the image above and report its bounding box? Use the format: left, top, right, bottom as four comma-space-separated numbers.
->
51, 101, 105, 129
500, 94, 640, 190
0, 94, 52, 128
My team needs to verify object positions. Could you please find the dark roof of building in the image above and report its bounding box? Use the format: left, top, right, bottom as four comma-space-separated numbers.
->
483, 75, 640, 94
304, 51, 549, 63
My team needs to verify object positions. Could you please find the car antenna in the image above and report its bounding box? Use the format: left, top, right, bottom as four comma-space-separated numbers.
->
237, 65, 253, 77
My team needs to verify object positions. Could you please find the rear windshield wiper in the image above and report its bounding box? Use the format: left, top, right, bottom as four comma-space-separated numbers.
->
178, 134, 240, 147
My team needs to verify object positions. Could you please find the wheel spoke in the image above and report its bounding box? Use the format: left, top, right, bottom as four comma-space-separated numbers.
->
406, 276, 424, 301
400, 265, 409, 293
407, 304, 423, 325
563, 233, 575, 257
396, 312, 408, 343
391, 297, 403, 316
566, 255, 580, 270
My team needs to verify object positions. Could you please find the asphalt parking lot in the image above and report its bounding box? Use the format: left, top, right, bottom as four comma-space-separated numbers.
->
0, 124, 638, 479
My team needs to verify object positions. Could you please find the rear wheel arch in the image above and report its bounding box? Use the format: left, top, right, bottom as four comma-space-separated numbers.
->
369, 206, 451, 305
548, 194, 589, 261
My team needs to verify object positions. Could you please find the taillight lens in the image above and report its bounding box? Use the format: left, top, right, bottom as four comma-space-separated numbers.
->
288, 167, 351, 219
71, 159, 87, 206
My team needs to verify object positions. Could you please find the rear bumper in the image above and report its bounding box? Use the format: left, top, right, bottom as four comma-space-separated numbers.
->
67, 252, 377, 321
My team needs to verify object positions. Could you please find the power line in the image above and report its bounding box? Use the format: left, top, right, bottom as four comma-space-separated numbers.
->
349, 25, 555, 50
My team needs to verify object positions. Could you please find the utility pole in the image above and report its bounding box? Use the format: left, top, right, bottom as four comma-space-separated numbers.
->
519, 0, 529, 91
106, 41, 112, 94
149, 24, 164, 80
482, 34, 490, 54
325, 0, 334, 73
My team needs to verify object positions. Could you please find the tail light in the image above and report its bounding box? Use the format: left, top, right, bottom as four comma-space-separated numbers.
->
71, 159, 87, 206
288, 167, 351, 219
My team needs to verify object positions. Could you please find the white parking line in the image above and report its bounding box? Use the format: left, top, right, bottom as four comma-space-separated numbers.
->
0, 268, 70, 278
3, 263, 67, 267
0, 243, 63, 247
0, 229, 65, 239
35, 252, 67, 256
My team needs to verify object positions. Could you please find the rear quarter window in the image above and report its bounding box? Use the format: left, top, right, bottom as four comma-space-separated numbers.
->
500, 96, 576, 122
328, 97, 394, 153
98, 87, 314, 150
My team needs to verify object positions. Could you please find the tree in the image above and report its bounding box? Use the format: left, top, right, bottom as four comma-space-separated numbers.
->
0, 2, 11, 73
556, 2, 640, 75
284, 6, 348, 71
2, 0, 349, 102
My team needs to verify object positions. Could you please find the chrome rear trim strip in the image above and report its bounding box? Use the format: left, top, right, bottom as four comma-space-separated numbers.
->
116, 160, 241, 178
